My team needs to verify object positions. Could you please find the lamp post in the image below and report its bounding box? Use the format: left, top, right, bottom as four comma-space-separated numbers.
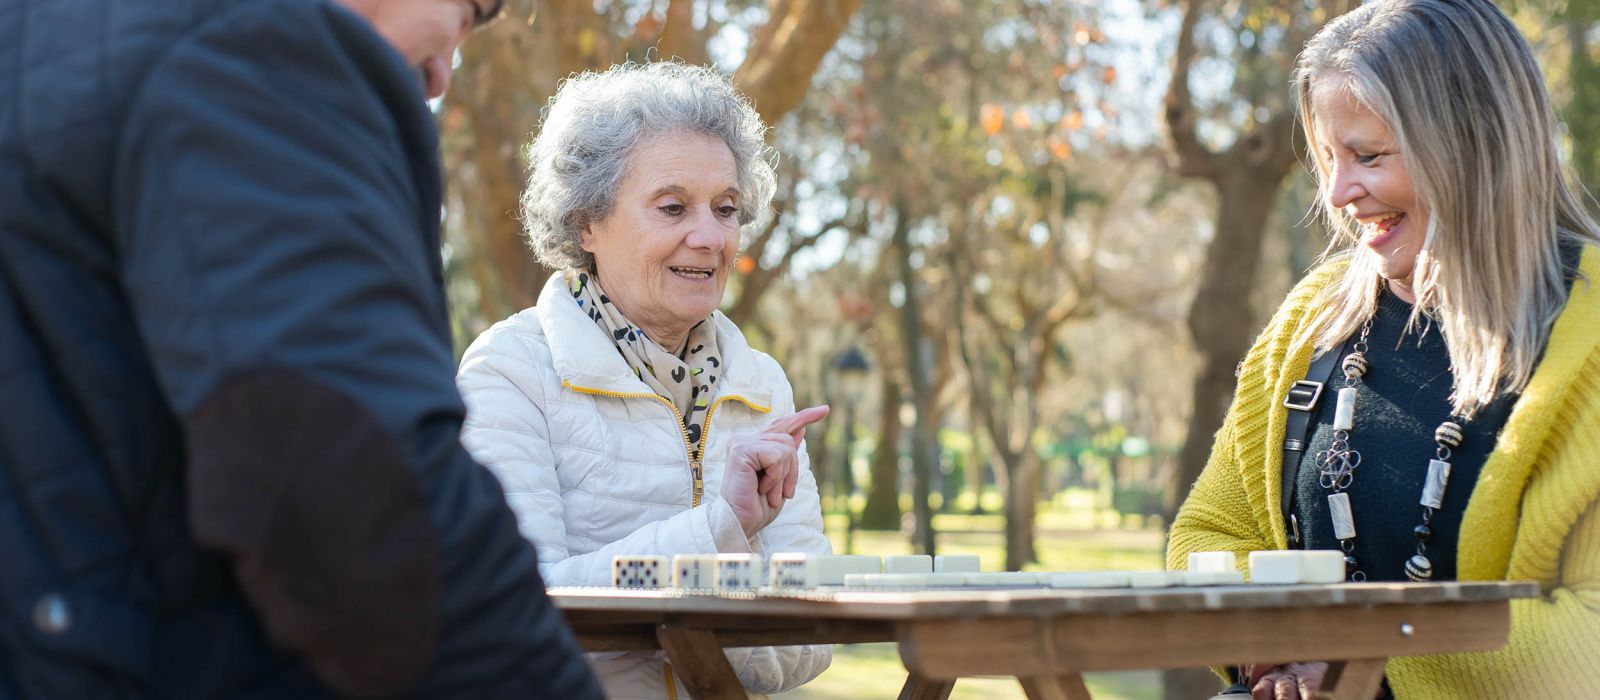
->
831, 346, 870, 555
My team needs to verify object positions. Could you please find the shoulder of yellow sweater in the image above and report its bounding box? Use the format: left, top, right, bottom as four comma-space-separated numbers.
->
1553, 243, 1600, 360
1276, 254, 1352, 330
1547, 244, 1600, 377
1235, 255, 1352, 383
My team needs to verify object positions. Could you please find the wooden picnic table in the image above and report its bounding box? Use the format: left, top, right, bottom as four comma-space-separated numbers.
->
548, 580, 1538, 700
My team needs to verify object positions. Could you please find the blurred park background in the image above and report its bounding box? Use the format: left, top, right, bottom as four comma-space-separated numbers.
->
434, 1, 1600, 697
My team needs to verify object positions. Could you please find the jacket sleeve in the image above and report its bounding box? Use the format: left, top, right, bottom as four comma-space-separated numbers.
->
1390, 498, 1600, 697
456, 326, 754, 589
721, 357, 833, 694
110, 3, 599, 699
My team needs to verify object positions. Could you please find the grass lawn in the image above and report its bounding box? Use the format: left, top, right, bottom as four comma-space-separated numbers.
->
775, 643, 1159, 700
774, 491, 1170, 700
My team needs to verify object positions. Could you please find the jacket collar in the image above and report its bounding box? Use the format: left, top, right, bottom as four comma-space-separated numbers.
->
535, 273, 774, 409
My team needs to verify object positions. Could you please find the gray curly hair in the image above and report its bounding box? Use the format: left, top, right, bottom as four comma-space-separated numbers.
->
520, 62, 778, 271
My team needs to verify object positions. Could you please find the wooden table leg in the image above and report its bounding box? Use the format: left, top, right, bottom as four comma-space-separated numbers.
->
1312, 658, 1386, 700
1018, 674, 1094, 700
897, 675, 956, 700
656, 625, 746, 700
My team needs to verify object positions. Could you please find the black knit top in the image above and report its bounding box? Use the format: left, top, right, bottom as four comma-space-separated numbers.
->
1293, 290, 1513, 581
1293, 244, 1581, 581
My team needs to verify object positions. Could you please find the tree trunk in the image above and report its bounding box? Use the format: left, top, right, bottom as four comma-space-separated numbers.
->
1567, 12, 1600, 199
809, 399, 832, 500
1167, 168, 1285, 520
965, 394, 987, 515
445, 0, 607, 323
859, 376, 903, 530
1003, 448, 1041, 571
893, 202, 938, 556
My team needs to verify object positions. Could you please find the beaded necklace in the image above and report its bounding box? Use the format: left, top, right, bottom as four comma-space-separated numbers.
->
1313, 317, 1464, 583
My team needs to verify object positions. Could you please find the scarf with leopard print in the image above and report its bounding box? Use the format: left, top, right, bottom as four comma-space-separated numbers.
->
566, 269, 723, 455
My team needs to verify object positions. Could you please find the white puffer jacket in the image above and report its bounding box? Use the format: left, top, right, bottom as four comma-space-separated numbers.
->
457, 274, 832, 700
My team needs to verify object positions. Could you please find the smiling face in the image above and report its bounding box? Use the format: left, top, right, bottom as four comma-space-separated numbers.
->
337, 0, 499, 99
1311, 78, 1429, 300
581, 130, 743, 350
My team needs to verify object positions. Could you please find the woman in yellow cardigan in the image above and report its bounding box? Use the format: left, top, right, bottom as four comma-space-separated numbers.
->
1167, 1, 1600, 698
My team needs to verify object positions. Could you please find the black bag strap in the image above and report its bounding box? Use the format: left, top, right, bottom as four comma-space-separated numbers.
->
1280, 348, 1342, 548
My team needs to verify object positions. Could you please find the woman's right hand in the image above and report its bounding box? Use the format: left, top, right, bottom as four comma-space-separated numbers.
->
1245, 661, 1329, 700
721, 406, 829, 538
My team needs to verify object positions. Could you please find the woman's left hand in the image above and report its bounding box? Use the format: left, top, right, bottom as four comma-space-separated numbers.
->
1247, 661, 1328, 700
721, 405, 829, 536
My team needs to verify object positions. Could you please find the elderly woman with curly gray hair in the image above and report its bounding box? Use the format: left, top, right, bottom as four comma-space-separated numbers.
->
455, 62, 833, 699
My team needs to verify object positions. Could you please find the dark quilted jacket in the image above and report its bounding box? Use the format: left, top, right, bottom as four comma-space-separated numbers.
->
0, 1, 601, 697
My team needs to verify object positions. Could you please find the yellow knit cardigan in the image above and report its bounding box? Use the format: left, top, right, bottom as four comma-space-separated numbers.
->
1168, 245, 1600, 698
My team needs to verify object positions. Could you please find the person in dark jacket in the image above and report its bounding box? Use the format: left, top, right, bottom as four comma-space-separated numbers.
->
0, 0, 603, 698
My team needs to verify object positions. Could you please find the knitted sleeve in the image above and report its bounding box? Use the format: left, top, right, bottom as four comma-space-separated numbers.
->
1167, 262, 1344, 572
1389, 497, 1600, 698
1166, 410, 1277, 571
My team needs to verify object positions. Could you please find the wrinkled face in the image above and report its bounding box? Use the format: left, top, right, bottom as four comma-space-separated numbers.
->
582, 130, 743, 347
1311, 79, 1429, 293
338, 0, 499, 99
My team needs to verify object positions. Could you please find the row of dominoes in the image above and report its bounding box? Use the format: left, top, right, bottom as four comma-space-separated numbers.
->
1188, 550, 1346, 584
841, 569, 1246, 589
611, 553, 985, 590
840, 551, 1346, 590
612, 550, 1349, 590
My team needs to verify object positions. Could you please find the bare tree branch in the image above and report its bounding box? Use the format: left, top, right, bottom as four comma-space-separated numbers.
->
657, 0, 709, 64
734, 0, 864, 126
1165, 0, 1219, 179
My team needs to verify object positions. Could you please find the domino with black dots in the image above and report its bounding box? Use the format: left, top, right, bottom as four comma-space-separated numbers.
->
611, 555, 668, 589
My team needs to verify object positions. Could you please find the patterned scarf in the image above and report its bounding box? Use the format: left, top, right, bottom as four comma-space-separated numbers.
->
566, 269, 723, 455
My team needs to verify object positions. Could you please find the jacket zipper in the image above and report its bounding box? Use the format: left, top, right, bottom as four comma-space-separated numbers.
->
560, 380, 770, 507
561, 381, 772, 699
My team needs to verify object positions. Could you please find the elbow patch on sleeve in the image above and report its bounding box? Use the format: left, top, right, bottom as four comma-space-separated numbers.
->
184, 370, 439, 698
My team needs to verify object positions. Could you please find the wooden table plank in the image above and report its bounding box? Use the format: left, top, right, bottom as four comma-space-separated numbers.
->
550, 581, 1538, 620
578, 617, 896, 651
1018, 674, 1093, 700
896, 600, 1510, 678
1316, 658, 1386, 700
547, 581, 1538, 699
896, 676, 955, 700
656, 625, 746, 700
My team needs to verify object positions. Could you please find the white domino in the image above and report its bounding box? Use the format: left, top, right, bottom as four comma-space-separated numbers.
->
1182, 570, 1245, 586
962, 571, 1041, 587
1127, 571, 1184, 588
1248, 550, 1304, 584
1300, 550, 1346, 584
815, 555, 882, 585
1187, 551, 1237, 574
612, 555, 668, 588
671, 554, 717, 589
715, 554, 764, 589
768, 553, 819, 589
1047, 571, 1130, 588
934, 555, 981, 573
844, 573, 967, 588
885, 555, 933, 574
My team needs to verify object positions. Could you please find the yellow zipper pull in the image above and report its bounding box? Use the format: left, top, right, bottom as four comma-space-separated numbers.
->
691, 459, 704, 507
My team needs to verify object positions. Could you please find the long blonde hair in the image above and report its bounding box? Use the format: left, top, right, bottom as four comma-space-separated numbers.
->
1293, 0, 1600, 418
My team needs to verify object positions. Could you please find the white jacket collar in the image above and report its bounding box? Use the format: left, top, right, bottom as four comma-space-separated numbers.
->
534, 273, 774, 409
